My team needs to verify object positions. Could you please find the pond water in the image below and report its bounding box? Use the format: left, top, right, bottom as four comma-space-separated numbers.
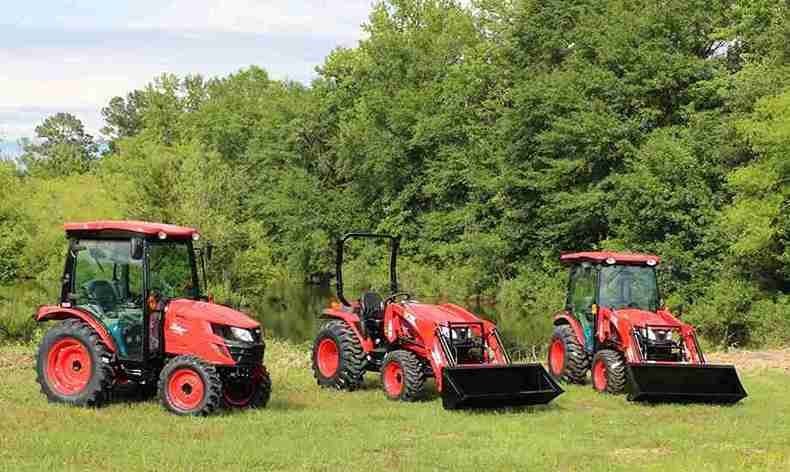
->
1, 281, 551, 357
245, 283, 550, 357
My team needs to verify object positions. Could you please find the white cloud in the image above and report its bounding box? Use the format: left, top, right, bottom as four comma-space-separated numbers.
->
0, 1, 375, 140
130, 0, 373, 45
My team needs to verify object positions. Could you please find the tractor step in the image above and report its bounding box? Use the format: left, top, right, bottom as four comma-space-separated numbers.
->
626, 363, 747, 404
441, 363, 563, 410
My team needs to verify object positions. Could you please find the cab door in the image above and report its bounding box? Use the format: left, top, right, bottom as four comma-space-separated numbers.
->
567, 263, 598, 351
70, 239, 146, 360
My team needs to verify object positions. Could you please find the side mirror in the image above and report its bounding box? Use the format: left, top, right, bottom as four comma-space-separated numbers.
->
130, 237, 144, 260
205, 242, 213, 261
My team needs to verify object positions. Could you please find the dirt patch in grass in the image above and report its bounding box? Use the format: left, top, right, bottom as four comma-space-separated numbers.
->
708, 349, 790, 372
0, 350, 33, 371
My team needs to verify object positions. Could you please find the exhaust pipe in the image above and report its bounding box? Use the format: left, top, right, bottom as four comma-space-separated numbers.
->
627, 363, 747, 404
441, 364, 563, 410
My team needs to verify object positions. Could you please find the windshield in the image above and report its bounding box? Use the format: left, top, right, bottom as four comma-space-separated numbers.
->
598, 266, 659, 311
148, 241, 199, 299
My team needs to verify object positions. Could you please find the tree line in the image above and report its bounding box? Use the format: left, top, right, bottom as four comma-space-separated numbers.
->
2, 0, 789, 347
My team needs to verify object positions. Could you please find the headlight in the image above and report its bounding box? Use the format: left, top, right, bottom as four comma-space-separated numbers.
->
438, 326, 450, 339
645, 328, 671, 342
230, 326, 254, 343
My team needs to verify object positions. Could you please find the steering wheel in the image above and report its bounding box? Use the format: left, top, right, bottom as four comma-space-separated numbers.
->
383, 292, 413, 305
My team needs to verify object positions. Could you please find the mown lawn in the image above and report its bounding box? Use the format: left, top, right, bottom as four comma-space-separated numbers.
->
1, 341, 788, 472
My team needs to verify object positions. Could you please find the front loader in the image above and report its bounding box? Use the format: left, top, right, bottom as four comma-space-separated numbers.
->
547, 251, 747, 404
311, 233, 562, 410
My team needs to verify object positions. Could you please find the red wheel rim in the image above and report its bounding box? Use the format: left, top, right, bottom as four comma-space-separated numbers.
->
549, 339, 565, 375
317, 338, 339, 378
592, 359, 607, 392
46, 338, 93, 396
168, 368, 205, 411
383, 362, 404, 397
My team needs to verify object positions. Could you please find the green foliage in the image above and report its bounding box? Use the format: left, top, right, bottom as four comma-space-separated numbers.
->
20, 113, 99, 177
497, 264, 566, 350
3, 0, 790, 347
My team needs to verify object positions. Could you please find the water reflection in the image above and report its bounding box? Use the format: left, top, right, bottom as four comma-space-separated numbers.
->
244, 283, 549, 357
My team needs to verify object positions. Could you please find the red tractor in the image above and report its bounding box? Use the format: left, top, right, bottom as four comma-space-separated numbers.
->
311, 233, 562, 409
547, 251, 747, 403
34, 221, 271, 416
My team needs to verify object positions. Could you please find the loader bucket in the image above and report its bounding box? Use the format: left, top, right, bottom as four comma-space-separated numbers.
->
441, 364, 563, 410
626, 363, 747, 404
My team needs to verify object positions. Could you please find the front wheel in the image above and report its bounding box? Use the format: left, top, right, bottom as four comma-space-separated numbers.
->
591, 349, 627, 394
381, 350, 425, 402
222, 366, 272, 409
36, 319, 115, 406
158, 355, 222, 416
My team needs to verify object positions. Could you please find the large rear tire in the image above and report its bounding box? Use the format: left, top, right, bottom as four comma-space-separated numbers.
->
312, 320, 366, 390
547, 325, 588, 384
159, 355, 222, 416
36, 319, 114, 407
381, 350, 425, 402
591, 349, 627, 394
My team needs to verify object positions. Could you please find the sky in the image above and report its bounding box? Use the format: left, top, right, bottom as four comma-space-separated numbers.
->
0, 0, 374, 154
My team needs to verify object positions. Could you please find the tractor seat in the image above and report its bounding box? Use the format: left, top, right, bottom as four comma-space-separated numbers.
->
360, 292, 384, 320
85, 280, 119, 313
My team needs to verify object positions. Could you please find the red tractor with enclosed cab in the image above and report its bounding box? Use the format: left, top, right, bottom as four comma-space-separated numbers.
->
547, 251, 747, 403
34, 221, 271, 416
311, 233, 562, 409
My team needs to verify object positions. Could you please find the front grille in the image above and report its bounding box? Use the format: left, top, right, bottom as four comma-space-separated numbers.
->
228, 343, 264, 366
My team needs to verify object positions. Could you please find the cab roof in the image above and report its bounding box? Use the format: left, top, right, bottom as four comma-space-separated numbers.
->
64, 220, 199, 240
560, 251, 660, 266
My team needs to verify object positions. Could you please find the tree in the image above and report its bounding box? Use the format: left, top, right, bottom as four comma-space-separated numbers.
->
20, 113, 98, 177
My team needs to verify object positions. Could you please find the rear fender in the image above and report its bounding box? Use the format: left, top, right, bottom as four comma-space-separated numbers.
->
320, 308, 373, 353
35, 305, 117, 353
553, 312, 585, 348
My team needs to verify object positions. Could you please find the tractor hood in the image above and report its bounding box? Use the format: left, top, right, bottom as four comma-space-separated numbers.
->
166, 299, 259, 329
404, 302, 485, 325
611, 308, 681, 328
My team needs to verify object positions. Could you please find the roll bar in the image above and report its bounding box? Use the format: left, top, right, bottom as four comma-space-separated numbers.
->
335, 232, 400, 306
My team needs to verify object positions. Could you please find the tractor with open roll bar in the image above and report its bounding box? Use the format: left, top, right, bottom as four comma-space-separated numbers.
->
310, 232, 562, 409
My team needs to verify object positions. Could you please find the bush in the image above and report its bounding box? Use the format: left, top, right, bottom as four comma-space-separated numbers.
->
496, 265, 566, 354
0, 283, 53, 344
686, 277, 760, 348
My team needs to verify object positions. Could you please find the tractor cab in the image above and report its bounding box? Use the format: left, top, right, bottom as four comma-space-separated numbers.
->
563, 252, 662, 351
61, 221, 205, 361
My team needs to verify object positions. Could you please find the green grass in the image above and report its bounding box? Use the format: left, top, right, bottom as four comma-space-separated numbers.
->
1, 340, 789, 472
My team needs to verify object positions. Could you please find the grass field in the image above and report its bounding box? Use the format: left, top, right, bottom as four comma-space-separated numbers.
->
1, 340, 789, 472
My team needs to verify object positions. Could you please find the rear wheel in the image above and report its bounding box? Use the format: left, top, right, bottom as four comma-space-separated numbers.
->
547, 325, 588, 384
36, 319, 114, 406
381, 350, 425, 402
591, 349, 627, 394
312, 320, 366, 390
222, 366, 272, 409
159, 355, 222, 416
